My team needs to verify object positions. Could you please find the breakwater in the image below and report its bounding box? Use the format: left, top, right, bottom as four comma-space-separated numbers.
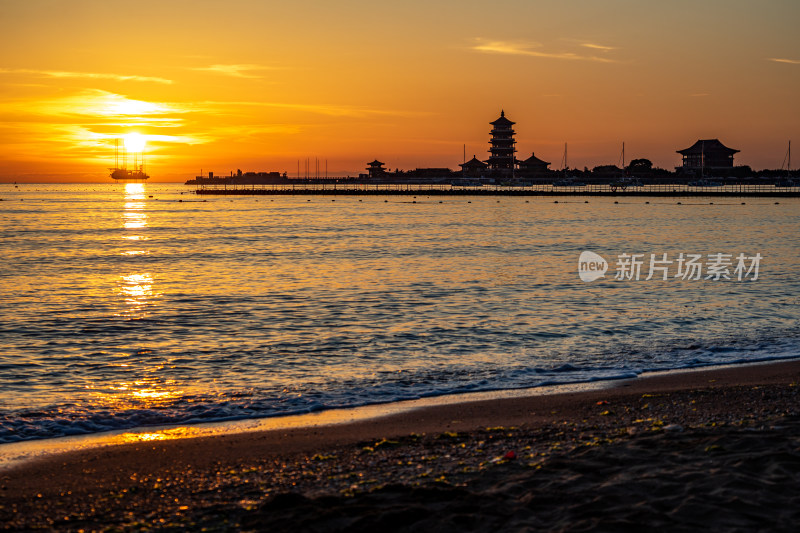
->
195, 184, 800, 197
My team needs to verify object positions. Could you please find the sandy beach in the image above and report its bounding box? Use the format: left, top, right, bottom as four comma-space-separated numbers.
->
2, 360, 800, 531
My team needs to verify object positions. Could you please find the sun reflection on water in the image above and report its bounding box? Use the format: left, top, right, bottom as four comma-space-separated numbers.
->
123, 210, 147, 229
123, 182, 147, 229
124, 182, 145, 198
119, 272, 153, 299
115, 426, 206, 444
125, 432, 167, 442
116, 381, 184, 402
116, 183, 159, 317
114, 271, 162, 319
99, 378, 187, 412
131, 387, 180, 401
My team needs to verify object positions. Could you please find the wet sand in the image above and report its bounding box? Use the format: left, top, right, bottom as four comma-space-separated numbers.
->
2, 360, 800, 531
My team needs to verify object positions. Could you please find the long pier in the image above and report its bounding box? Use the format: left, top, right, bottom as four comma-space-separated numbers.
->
195, 183, 800, 198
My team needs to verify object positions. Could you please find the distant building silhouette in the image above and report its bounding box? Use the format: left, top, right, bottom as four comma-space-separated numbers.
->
460, 155, 488, 177
677, 139, 739, 169
406, 168, 453, 179
488, 110, 516, 175
367, 159, 386, 179
517, 152, 550, 176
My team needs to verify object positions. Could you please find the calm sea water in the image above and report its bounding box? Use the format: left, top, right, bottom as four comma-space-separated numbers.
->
1, 183, 799, 443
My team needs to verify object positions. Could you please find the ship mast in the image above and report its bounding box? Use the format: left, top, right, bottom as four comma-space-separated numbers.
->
701, 140, 705, 179
780, 140, 792, 178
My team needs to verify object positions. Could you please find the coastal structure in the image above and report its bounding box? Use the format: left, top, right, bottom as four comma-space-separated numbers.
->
517, 152, 550, 177
485, 112, 550, 179
109, 138, 149, 182
186, 119, 793, 189
677, 139, 739, 170
110, 167, 149, 182
487, 111, 516, 175
186, 170, 288, 185
406, 168, 452, 179
367, 159, 387, 179
459, 155, 488, 178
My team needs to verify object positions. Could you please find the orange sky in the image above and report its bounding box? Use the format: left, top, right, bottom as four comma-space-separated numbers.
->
1, 0, 798, 182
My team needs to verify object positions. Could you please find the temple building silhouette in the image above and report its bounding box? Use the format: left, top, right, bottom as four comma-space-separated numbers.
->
363, 111, 554, 182
517, 152, 550, 176
487, 110, 517, 175
484, 110, 551, 179
677, 139, 739, 170
459, 155, 488, 177
366, 159, 386, 179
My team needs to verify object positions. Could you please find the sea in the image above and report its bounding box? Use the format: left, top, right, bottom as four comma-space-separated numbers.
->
1, 183, 799, 444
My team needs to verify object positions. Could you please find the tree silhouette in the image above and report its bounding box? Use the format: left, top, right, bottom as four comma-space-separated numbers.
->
628, 159, 653, 171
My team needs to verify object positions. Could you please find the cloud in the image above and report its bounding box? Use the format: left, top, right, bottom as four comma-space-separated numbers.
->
189, 64, 278, 78
204, 124, 303, 138
0, 68, 172, 84
768, 58, 800, 65
8, 89, 187, 120
581, 43, 617, 52
471, 39, 617, 63
201, 100, 427, 118
0, 90, 200, 145
0, 85, 426, 169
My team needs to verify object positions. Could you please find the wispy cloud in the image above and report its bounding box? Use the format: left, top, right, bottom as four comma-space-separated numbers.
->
471, 39, 618, 63
189, 64, 278, 78
0, 84, 427, 169
0, 68, 172, 84
207, 124, 303, 137
581, 43, 616, 52
201, 100, 427, 118
10, 89, 187, 120
768, 57, 800, 65
0, 90, 198, 144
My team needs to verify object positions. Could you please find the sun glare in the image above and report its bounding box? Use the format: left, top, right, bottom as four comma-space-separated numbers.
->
123, 133, 146, 153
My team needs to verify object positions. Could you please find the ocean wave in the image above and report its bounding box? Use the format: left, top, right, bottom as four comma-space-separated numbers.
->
2, 339, 799, 444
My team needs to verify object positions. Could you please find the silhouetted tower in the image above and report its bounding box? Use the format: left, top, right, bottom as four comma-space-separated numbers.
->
366, 159, 386, 179
677, 139, 739, 170
488, 110, 516, 175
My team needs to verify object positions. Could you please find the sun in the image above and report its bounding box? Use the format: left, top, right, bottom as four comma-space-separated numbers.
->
123, 133, 147, 153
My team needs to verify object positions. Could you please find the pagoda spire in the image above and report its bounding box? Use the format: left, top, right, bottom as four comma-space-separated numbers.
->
487, 110, 516, 176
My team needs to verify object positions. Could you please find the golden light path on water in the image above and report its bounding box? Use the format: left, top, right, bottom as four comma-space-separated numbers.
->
116, 183, 157, 318
97, 182, 181, 415
0, 183, 798, 459
122, 182, 147, 230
